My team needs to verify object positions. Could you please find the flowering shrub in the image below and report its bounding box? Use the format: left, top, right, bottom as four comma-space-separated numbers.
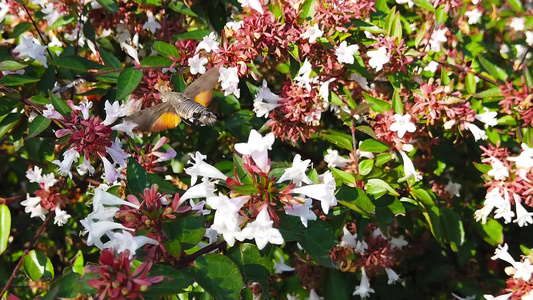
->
1, 0, 533, 299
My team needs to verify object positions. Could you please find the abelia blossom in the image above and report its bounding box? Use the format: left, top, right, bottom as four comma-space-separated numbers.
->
290, 171, 337, 214
302, 23, 323, 43
240, 206, 284, 250
284, 198, 317, 228
188, 54, 208, 75
389, 114, 416, 138
277, 154, 313, 186
464, 8, 482, 24
185, 151, 228, 185
196, 31, 219, 53
13, 35, 48, 67
234, 130, 275, 173
429, 28, 448, 52
324, 149, 351, 168
85, 250, 164, 299
142, 11, 161, 33
367, 46, 390, 71
510, 17, 526, 31
335, 41, 359, 64
218, 66, 240, 97
352, 267, 375, 298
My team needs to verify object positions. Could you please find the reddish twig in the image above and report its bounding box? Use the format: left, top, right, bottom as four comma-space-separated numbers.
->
0, 212, 55, 296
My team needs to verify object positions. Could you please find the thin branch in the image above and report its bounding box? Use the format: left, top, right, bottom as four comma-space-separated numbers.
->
0, 212, 55, 296
20, 2, 54, 59
175, 241, 227, 269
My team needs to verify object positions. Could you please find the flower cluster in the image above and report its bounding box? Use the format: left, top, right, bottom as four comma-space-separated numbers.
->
22, 166, 70, 226
475, 144, 533, 226
180, 129, 337, 249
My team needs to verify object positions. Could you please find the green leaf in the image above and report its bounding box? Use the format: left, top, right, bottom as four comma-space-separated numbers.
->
48, 15, 76, 31
474, 218, 503, 246
227, 244, 273, 299
479, 56, 508, 82
359, 139, 389, 153
116, 68, 143, 101
350, 20, 386, 34
0, 74, 40, 86
153, 41, 181, 59
49, 91, 72, 115
391, 90, 403, 114
331, 168, 356, 185
72, 250, 84, 275
176, 29, 211, 41
434, 5, 448, 25
473, 162, 491, 174
12, 22, 32, 38
321, 133, 353, 151
42, 272, 85, 299
507, 0, 523, 12
324, 270, 349, 300
472, 87, 503, 98
0, 60, 27, 71
183, 254, 245, 300
0, 204, 10, 254
297, 220, 337, 267
440, 208, 465, 252
363, 92, 391, 113
465, 73, 477, 94
126, 158, 151, 196
169, 214, 206, 250
23, 250, 54, 281
410, 188, 435, 206
27, 115, 51, 139
412, 0, 435, 11
337, 186, 375, 216
300, 0, 316, 19
133, 0, 162, 5
168, 2, 198, 17
358, 159, 373, 176
96, 0, 118, 12
419, 203, 443, 246
99, 48, 122, 69
143, 264, 193, 296
366, 178, 399, 197
354, 125, 377, 139
141, 56, 173, 67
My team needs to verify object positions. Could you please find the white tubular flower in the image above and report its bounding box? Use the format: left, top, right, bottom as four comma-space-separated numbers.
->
398, 150, 422, 182
290, 171, 337, 214
54, 206, 71, 226
52, 148, 80, 178
302, 23, 323, 43
324, 149, 351, 168
234, 130, 275, 173
284, 198, 317, 228
294, 59, 313, 91
184, 152, 228, 186
277, 154, 313, 186
389, 114, 416, 138
188, 54, 208, 75
335, 41, 359, 64
196, 32, 220, 53
103, 230, 159, 258
352, 267, 375, 298
240, 207, 284, 250
367, 46, 390, 71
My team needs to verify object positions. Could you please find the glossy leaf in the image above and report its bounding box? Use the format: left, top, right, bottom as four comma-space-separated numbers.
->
116, 68, 143, 100
27, 115, 51, 139
23, 250, 54, 281
183, 254, 245, 300
0, 204, 10, 254
359, 139, 389, 153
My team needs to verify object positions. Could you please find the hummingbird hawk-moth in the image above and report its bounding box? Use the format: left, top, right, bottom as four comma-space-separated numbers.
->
126, 66, 219, 132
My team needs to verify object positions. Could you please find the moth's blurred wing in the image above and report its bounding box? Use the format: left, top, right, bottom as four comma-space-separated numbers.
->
126, 102, 181, 132
183, 66, 220, 106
